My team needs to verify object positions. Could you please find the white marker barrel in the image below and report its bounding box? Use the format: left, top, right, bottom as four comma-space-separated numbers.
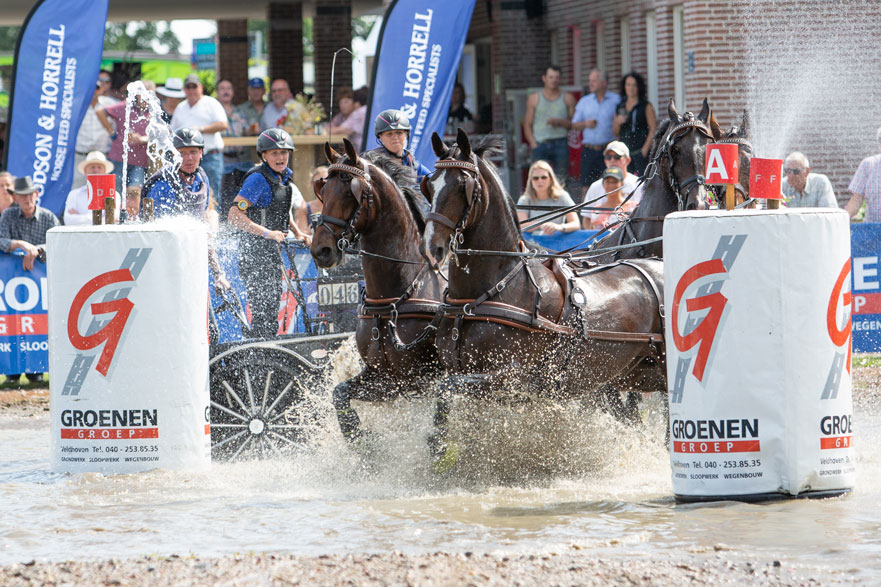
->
664, 209, 855, 501
48, 221, 210, 473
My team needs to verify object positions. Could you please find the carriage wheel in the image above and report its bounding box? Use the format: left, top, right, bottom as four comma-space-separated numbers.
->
209, 348, 327, 461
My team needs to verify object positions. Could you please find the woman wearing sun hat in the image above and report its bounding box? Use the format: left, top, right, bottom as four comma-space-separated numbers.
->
62, 151, 117, 225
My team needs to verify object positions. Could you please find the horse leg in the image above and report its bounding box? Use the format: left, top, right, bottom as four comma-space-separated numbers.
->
595, 383, 642, 425
332, 369, 384, 442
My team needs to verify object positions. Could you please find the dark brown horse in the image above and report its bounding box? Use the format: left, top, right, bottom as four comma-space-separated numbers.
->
421, 130, 666, 423
591, 98, 718, 262
310, 138, 443, 442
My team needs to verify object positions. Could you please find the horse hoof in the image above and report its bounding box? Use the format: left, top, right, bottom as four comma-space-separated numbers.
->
432, 442, 461, 475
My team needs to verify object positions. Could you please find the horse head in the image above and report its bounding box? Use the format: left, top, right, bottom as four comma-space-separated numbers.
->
652, 98, 715, 211
422, 128, 490, 264
309, 138, 378, 268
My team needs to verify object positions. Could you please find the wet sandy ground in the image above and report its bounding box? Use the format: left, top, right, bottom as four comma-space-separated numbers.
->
3, 371, 878, 586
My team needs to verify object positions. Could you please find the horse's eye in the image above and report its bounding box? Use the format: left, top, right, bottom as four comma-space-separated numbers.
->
339, 172, 352, 181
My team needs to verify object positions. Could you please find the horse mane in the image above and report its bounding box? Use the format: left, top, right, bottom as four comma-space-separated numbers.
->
360, 151, 427, 233
646, 117, 672, 162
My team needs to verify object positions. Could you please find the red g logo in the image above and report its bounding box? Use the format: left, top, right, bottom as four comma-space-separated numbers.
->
67, 269, 135, 376
827, 258, 852, 373
672, 258, 729, 382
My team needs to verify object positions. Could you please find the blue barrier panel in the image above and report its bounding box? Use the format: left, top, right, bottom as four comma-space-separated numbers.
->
523, 229, 600, 251
0, 254, 48, 375
851, 223, 881, 352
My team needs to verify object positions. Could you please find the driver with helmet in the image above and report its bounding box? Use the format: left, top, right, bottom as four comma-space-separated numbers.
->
367, 109, 433, 186
141, 126, 229, 291
228, 127, 308, 338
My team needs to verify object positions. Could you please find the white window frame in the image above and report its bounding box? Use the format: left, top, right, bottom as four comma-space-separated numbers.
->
645, 10, 658, 107
673, 5, 685, 111
620, 18, 631, 74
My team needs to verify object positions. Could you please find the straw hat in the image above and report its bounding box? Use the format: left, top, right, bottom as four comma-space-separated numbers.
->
77, 151, 114, 175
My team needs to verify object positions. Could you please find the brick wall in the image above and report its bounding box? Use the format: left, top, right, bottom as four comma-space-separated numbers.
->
313, 0, 353, 112
267, 1, 304, 95
217, 20, 250, 106
483, 0, 881, 200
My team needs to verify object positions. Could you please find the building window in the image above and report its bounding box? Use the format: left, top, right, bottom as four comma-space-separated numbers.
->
645, 10, 658, 107
673, 5, 685, 110
620, 18, 631, 75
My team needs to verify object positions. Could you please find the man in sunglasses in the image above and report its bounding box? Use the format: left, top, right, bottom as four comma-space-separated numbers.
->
579, 140, 641, 226
781, 152, 837, 209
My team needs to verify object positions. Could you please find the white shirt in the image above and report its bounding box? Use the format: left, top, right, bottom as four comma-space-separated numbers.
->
171, 96, 227, 151
580, 172, 642, 218
63, 184, 121, 226
74, 97, 115, 154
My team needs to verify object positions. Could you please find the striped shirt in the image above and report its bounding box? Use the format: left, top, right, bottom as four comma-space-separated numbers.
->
0, 206, 60, 253
849, 153, 881, 222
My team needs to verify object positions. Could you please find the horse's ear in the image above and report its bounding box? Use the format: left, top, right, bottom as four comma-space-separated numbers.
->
325, 142, 341, 164
342, 137, 359, 164
456, 128, 472, 160
313, 178, 326, 202
667, 98, 680, 121
420, 175, 433, 204
431, 132, 449, 158
741, 110, 751, 138
710, 114, 724, 140
697, 98, 710, 123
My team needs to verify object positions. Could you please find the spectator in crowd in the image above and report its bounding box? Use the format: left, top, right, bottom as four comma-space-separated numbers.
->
235, 78, 266, 137
228, 128, 307, 338
96, 82, 150, 206
171, 73, 229, 199
516, 160, 580, 235
572, 69, 621, 190
523, 65, 575, 184
585, 167, 637, 229
0, 176, 59, 271
781, 151, 838, 208
63, 151, 118, 226
613, 72, 656, 176
142, 128, 229, 291
97, 69, 118, 104
217, 79, 253, 212
447, 82, 475, 134
846, 127, 881, 221
156, 77, 185, 124
72, 81, 112, 188
328, 86, 367, 152
579, 140, 641, 226
0, 172, 15, 215
261, 78, 299, 131
0, 107, 6, 164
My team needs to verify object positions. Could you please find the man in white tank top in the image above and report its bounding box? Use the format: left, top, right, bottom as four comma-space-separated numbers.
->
523, 65, 576, 185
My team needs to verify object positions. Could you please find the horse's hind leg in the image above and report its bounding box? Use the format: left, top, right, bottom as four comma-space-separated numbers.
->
595, 384, 641, 425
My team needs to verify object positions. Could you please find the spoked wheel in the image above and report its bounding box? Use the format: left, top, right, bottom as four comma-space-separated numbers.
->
209, 347, 328, 461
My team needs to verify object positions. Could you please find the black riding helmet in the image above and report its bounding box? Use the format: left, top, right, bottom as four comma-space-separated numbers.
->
374, 109, 411, 141
172, 127, 204, 149
257, 128, 295, 155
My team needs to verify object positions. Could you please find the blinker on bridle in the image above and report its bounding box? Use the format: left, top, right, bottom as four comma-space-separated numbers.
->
311, 161, 374, 251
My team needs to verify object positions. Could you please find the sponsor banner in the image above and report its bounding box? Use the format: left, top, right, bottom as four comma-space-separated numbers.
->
363, 0, 477, 166
47, 221, 211, 473
664, 209, 855, 499
849, 223, 881, 352
0, 255, 49, 375
522, 229, 600, 252
4, 0, 109, 218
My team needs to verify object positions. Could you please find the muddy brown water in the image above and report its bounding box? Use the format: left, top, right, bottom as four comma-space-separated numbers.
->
2, 346, 880, 583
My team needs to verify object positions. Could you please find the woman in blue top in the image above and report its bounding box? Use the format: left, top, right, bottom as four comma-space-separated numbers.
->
228, 128, 308, 338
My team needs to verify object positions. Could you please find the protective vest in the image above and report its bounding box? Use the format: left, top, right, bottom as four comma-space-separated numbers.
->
142, 166, 209, 218
237, 164, 293, 263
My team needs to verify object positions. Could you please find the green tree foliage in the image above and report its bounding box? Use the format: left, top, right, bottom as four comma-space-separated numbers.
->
0, 27, 21, 52
104, 21, 181, 54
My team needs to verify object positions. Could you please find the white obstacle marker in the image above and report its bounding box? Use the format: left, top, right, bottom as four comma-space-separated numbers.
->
664, 208, 855, 501
47, 221, 211, 473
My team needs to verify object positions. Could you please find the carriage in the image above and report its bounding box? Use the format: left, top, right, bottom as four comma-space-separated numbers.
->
206, 234, 363, 461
